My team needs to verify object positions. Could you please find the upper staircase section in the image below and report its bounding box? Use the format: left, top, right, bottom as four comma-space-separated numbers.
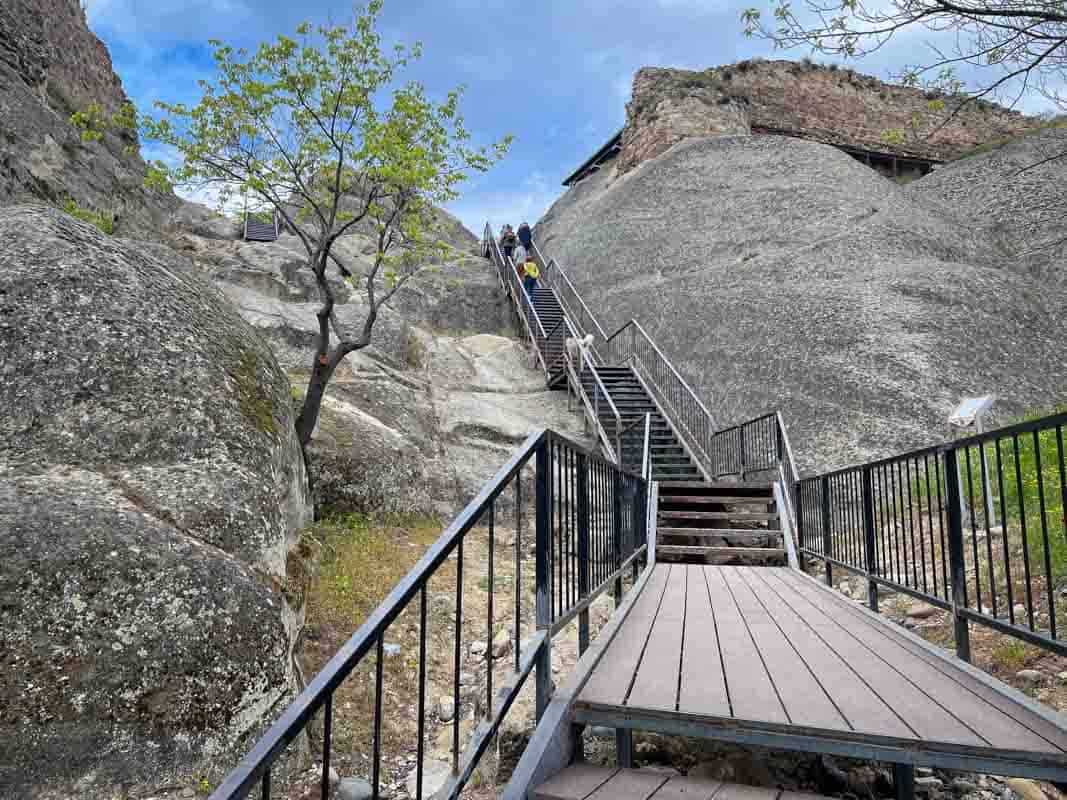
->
243, 211, 280, 242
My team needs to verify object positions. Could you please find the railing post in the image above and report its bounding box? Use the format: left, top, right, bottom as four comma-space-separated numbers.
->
612, 470, 623, 607
795, 481, 806, 572
861, 467, 879, 612
577, 452, 590, 656
535, 439, 553, 720
739, 427, 747, 481
821, 475, 833, 587
943, 446, 972, 663
634, 475, 647, 580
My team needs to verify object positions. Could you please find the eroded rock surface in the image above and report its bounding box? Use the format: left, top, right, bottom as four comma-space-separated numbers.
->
536, 134, 1067, 471
0, 0, 178, 235
0, 206, 313, 795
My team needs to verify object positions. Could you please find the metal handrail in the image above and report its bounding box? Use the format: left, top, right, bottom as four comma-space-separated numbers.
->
557, 315, 624, 462
210, 428, 648, 800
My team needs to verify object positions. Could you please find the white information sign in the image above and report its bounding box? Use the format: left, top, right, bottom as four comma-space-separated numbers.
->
948, 395, 996, 429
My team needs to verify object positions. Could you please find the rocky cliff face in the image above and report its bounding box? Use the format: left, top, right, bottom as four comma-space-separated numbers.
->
0, 206, 313, 796
617, 61, 1039, 175
0, 0, 178, 234
536, 131, 1067, 471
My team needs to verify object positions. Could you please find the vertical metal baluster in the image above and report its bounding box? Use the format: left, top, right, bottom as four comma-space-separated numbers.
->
577, 451, 591, 655
262, 767, 271, 800
895, 460, 910, 588
879, 466, 894, 584
372, 637, 384, 799
1013, 435, 1035, 629
515, 474, 522, 674
944, 446, 971, 661
1034, 430, 1056, 639
1058, 426, 1067, 559
321, 694, 333, 800
535, 440, 552, 722
911, 459, 929, 594
994, 439, 1014, 623
934, 455, 949, 600
453, 536, 463, 775
904, 458, 920, 590
487, 500, 495, 719
821, 475, 833, 585
965, 446, 983, 614
978, 441, 998, 618
417, 587, 427, 800
921, 455, 937, 597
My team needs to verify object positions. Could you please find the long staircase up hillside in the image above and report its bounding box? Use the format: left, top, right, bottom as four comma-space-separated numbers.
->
207, 223, 1067, 800
487, 228, 790, 568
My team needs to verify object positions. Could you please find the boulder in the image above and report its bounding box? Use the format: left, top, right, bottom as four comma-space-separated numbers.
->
0, 206, 313, 795
169, 200, 242, 240
536, 134, 1067, 471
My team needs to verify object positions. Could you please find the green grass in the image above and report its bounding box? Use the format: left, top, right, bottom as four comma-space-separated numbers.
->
62, 198, 115, 235
955, 404, 1067, 583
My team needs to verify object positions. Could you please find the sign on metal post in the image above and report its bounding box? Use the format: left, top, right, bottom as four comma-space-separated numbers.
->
948, 396, 997, 527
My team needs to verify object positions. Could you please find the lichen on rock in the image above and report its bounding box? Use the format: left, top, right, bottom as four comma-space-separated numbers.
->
0, 205, 313, 795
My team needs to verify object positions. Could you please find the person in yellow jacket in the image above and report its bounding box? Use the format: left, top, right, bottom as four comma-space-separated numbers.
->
522, 257, 540, 297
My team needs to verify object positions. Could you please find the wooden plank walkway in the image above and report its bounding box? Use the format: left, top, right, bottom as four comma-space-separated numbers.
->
534, 766, 832, 800
574, 565, 1067, 778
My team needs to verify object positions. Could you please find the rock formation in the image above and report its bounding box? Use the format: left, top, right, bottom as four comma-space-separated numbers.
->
0, 206, 313, 795
614, 61, 1039, 176
0, 0, 178, 235
536, 130, 1067, 471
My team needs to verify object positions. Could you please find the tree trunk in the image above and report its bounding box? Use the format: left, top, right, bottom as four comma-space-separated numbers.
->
296, 355, 337, 448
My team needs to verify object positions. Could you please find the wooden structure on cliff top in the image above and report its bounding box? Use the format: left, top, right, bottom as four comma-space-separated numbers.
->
562, 127, 938, 186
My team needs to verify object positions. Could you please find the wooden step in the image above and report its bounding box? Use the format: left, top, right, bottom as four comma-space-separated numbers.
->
657, 495, 772, 506
657, 510, 779, 521
658, 480, 774, 492
657, 527, 782, 540
657, 545, 786, 559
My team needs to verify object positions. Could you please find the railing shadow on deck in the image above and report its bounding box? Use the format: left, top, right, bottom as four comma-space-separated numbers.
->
208, 429, 647, 800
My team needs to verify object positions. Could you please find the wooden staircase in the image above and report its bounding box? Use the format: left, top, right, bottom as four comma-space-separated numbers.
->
657, 480, 786, 565
530, 286, 568, 385
579, 366, 703, 482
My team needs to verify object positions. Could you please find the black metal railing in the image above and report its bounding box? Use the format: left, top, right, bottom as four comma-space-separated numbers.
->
797, 411, 1067, 660
209, 429, 646, 800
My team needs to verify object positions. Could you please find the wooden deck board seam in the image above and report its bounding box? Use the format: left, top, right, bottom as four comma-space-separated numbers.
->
748, 567, 929, 741
776, 568, 1067, 753
700, 564, 734, 718
674, 565, 689, 713
733, 566, 854, 732
761, 568, 993, 747
621, 564, 674, 707
715, 565, 792, 724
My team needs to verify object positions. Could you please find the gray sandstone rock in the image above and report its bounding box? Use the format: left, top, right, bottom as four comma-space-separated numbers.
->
0, 206, 313, 794
536, 134, 1067, 471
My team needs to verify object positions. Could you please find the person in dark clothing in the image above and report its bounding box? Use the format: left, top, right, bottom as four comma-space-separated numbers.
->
517, 222, 532, 251
500, 225, 518, 261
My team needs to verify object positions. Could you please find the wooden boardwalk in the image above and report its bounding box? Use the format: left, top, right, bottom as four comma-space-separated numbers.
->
535, 765, 829, 800
573, 565, 1067, 778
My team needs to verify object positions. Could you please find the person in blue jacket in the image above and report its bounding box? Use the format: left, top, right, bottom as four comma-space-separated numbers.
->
517, 221, 532, 252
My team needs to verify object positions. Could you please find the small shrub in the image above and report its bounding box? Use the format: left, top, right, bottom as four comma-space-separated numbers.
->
992, 641, 1029, 670
801, 56, 815, 70
721, 68, 734, 81
828, 63, 839, 72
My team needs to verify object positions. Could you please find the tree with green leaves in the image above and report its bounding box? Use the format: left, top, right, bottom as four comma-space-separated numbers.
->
741, 0, 1067, 118
142, 1, 509, 447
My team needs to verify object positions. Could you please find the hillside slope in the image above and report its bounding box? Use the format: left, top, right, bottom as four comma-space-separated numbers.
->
535, 134, 1067, 470
0, 0, 177, 234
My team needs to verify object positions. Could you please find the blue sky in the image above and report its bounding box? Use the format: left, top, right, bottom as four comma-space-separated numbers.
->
85, 0, 1056, 235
